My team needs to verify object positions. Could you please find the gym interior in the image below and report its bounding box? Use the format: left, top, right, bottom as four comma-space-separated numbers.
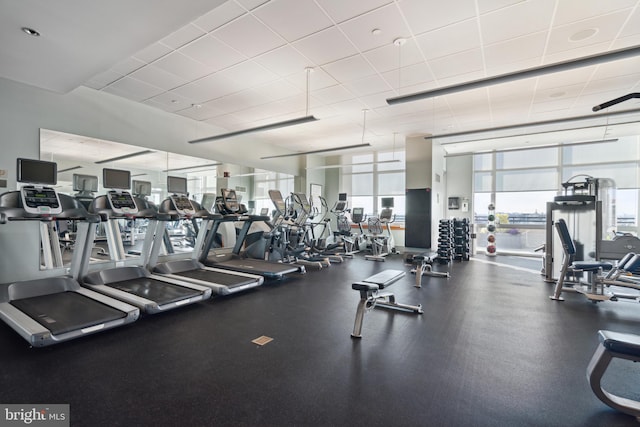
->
2, 1, 640, 426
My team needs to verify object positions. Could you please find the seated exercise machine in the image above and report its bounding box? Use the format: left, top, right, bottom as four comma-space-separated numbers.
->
405, 253, 450, 287
550, 218, 640, 302
350, 270, 423, 338
365, 216, 389, 262
587, 330, 640, 419
0, 159, 139, 346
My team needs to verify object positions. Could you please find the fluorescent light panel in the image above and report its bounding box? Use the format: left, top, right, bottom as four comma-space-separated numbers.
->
94, 150, 155, 164
444, 138, 619, 158
387, 45, 640, 105
162, 162, 222, 172
57, 166, 82, 173
189, 115, 318, 144
261, 143, 371, 159
307, 160, 401, 170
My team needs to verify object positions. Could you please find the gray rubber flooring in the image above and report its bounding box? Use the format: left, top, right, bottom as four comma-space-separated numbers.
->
1, 254, 639, 426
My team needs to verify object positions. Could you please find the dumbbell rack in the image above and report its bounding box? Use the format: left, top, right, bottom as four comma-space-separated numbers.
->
437, 219, 453, 264
452, 218, 470, 261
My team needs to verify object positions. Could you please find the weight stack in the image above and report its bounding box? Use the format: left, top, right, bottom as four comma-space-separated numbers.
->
453, 218, 470, 261
437, 219, 453, 264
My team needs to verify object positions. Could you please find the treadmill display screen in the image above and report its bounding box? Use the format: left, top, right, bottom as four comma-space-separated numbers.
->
21, 186, 62, 215
171, 195, 195, 215
107, 191, 138, 214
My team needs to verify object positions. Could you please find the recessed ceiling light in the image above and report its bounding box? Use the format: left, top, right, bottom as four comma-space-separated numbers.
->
21, 27, 40, 37
372, 28, 382, 36
393, 37, 406, 46
569, 28, 598, 42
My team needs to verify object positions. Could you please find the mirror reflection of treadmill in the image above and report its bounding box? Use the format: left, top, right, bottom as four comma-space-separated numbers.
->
150, 190, 266, 295
200, 188, 303, 279
81, 169, 212, 313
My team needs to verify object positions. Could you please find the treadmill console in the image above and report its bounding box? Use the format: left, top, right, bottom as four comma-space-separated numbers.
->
107, 191, 138, 215
170, 195, 196, 216
20, 186, 62, 215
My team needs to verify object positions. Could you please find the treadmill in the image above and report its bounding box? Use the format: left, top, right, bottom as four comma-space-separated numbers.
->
80, 168, 212, 313
0, 159, 139, 347
199, 188, 305, 279
148, 176, 264, 296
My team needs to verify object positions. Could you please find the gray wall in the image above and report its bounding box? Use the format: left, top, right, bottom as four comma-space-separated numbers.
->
445, 155, 473, 220
0, 77, 304, 190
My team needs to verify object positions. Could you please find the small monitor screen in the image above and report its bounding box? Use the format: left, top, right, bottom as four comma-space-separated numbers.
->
338, 193, 347, 201
167, 176, 187, 195
103, 168, 131, 190
17, 158, 57, 185
132, 180, 152, 196
72, 174, 98, 192
381, 197, 394, 208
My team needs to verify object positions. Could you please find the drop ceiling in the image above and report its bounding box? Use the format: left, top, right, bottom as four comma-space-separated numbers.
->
3, 0, 640, 158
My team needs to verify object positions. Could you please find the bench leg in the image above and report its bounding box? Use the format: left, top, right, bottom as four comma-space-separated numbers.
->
587, 344, 640, 419
351, 298, 371, 338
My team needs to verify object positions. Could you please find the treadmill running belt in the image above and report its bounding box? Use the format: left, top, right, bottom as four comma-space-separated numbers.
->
213, 258, 299, 278
11, 292, 126, 336
107, 277, 202, 305
175, 269, 257, 288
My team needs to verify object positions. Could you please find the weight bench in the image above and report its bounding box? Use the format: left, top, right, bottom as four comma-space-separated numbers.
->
351, 270, 423, 338
408, 253, 450, 287
587, 330, 640, 419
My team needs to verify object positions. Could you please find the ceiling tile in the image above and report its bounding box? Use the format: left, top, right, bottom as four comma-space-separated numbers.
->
480, 0, 555, 45
213, 14, 285, 58
483, 31, 547, 70
546, 10, 632, 55
312, 84, 355, 104
582, 74, 640, 97
192, 2, 246, 32
343, 73, 392, 97
111, 57, 146, 75
533, 83, 585, 103
179, 35, 246, 71
217, 61, 279, 87
235, 0, 270, 11
428, 49, 483, 80
252, 79, 302, 101
204, 89, 270, 113
103, 76, 164, 102
477, 0, 528, 15
133, 43, 173, 64
536, 67, 596, 91
363, 39, 423, 73
382, 62, 434, 90
253, 0, 333, 42
339, 4, 411, 52
620, 6, 640, 38
129, 65, 188, 90
145, 91, 197, 112
359, 90, 397, 109
160, 24, 206, 49
84, 69, 124, 89
415, 19, 480, 60
293, 27, 359, 65
316, 0, 393, 24
254, 45, 313, 77
400, 0, 476, 36
322, 54, 377, 82
205, 113, 244, 129
153, 51, 213, 81
591, 56, 640, 81
554, 0, 637, 26
286, 68, 339, 91
175, 104, 224, 121
192, 72, 247, 100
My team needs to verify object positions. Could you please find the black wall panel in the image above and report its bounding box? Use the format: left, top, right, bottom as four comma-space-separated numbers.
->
405, 188, 431, 249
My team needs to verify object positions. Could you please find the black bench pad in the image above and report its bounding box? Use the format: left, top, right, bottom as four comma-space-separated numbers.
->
599, 330, 640, 358
352, 270, 406, 291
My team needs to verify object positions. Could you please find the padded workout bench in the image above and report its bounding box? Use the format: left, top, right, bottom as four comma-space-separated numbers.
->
408, 253, 450, 287
351, 270, 423, 338
587, 330, 640, 419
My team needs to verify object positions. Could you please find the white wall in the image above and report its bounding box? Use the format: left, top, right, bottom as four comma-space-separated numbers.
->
445, 155, 473, 220
0, 77, 305, 190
